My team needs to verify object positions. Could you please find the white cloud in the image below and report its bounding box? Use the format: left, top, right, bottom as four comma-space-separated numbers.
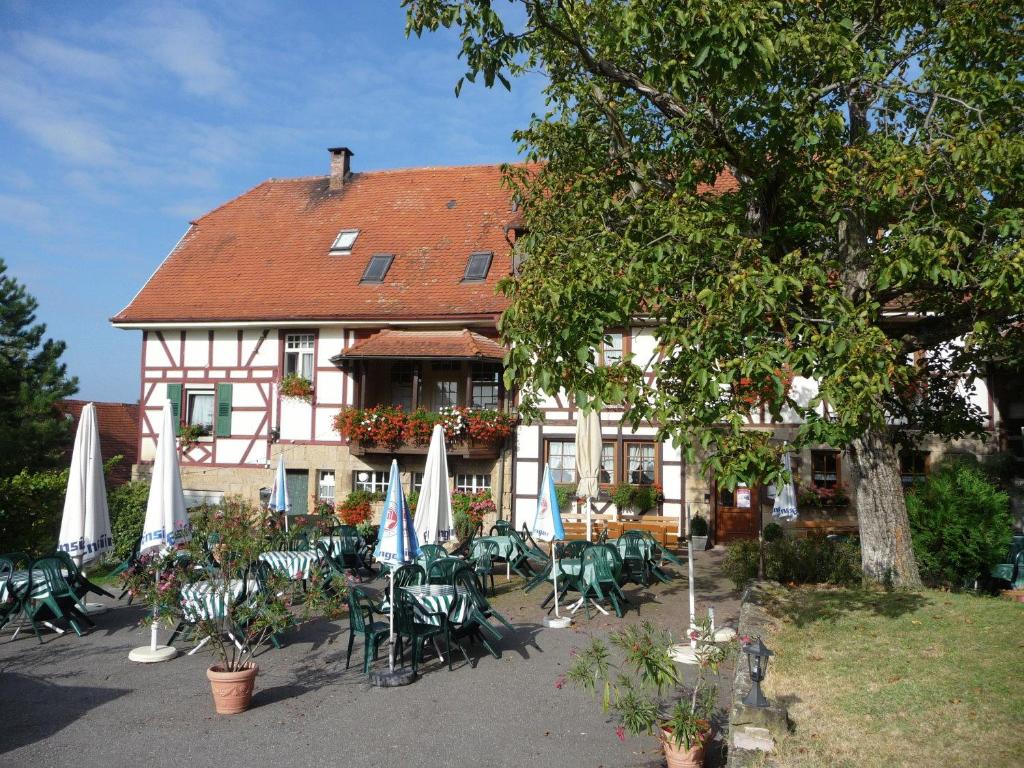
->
15, 33, 121, 82
125, 5, 242, 103
0, 193, 51, 234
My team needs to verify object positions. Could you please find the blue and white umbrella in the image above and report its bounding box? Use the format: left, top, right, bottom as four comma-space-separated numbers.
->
269, 455, 290, 530
373, 459, 420, 672
530, 463, 565, 543
532, 464, 570, 625
771, 450, 799, 522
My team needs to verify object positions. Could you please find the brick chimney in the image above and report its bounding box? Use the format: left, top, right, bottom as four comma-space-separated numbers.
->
328, 147, 353, 191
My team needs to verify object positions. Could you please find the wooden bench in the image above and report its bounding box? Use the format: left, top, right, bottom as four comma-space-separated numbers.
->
561, 516, 681, 546
787, 519, 859, 538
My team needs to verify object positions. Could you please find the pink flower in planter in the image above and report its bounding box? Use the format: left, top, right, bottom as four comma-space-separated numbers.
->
615, 726, 626, 743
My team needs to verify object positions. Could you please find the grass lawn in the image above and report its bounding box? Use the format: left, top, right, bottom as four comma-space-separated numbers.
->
758, 585, 1024, 768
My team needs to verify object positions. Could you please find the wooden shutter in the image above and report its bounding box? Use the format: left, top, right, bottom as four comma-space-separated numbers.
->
166, 383, 182, 424
215, 383, 233, 437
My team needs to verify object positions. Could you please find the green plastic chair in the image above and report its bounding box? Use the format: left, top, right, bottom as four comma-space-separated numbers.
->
426, 557, 464, 585
53, 551, 115, 605
489, 520, 513, 537
0, 556, 27, 632
23, 556, 94, 640
471, 540, 498, 596
990, 534, 1024, 590
392, 563, 426, 589
345, 586, 390, 674
418, 544, 447, 569
451, 565, 512, 659
619, 532, 653, 586
391, 588, 463, 673
580, 545, 628, 619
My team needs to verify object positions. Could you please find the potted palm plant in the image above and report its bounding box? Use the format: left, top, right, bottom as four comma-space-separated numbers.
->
565, 618, 733, 767
124, 499, 345, 714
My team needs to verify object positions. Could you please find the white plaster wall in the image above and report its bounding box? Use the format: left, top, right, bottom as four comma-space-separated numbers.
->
242, 328, 278, 367
316, 370, 344, 405
212, 329, 237, 367
515, 460, 539, 497
145, 335, 174, 367
280, 398, 312, 441
183, 329, 208, 367
314, 407, 341, 442
231, 410, 266, 436
515, 425, 540, 459
318, 327, 345, 365
233, 383, 267, 409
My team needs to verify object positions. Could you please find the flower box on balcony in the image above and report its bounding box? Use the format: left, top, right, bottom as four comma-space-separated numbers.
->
335, 406, 515, 460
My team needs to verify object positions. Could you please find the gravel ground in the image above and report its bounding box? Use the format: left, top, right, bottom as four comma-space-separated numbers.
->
0, 548, 739, 768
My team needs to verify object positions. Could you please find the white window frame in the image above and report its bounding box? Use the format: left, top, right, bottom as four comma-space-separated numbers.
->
602, 332, 624, 366
317, 470, 336, 502
284, 333, 314, 380
330, 229, 359, 254
353, 470, 389, 495
546, 439, 576, 484
185, 389, 215, 433
455, 474, 491, 493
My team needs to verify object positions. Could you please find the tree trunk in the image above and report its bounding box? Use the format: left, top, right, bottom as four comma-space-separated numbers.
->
847, 427, 922, 589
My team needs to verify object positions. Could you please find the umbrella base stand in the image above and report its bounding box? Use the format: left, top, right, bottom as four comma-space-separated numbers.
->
543, 616, 571, 628
369, 668, 417, 687
669, 643, 701, 665
129, 644, 178, 663
80, 602, 107, 616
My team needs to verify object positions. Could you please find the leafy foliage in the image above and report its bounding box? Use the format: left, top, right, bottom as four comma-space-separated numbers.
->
689, 514, 709, 537
0, 467, 67, 556
611, 483, 657, 513
0, 258, 78, 476
566, 618, 733, 750
452, 490, 495, 539
406, 0, 1024, 585
108, 480, 150, 560
724, 537, 862, 589
905, 461, 1013, 588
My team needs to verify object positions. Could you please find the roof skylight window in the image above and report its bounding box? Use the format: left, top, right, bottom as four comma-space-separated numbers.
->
463, 251, 493, 282
330, 229, 359, 254
361, 253, 394, 283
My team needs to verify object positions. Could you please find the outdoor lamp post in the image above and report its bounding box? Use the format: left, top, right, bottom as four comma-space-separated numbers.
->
741, 636, 774, 707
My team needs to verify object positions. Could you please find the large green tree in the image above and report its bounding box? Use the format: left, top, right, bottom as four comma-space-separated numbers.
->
406, 0, 1024, 587
0, 258, 78, 476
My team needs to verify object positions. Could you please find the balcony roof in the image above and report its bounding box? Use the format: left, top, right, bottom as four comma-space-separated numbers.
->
332, 329, 506, 362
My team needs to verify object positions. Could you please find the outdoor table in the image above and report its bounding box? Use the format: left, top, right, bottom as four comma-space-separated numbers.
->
319, 535, 365, 554
398, 584, 472, 626
180, 578, 256, 621
2, 566, 78, 637
549, 559, 610, 617
613, 537, 656, 561
258, 550, 320, 580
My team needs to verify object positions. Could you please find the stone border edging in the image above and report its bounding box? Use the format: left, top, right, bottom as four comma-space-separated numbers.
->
725, 581, 789, 767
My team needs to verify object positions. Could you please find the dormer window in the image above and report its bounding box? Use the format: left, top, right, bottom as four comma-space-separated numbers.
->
361, 253, 394, 283
463, 251, 493, 282
330, 229, 359, 254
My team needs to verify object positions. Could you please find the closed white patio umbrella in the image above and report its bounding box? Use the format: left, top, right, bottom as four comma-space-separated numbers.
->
58, 403, 113, 566
575, 406, 603, 542
413, 424, 455, 546
129, 400, 191, 663
269, 455, 290, 531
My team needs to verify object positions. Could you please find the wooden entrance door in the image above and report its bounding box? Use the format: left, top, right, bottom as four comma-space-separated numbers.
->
714, 482, 759, 542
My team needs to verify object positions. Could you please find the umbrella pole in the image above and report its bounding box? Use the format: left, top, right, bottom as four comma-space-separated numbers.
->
151, 569, 159, 651
388, 569, 395, 673
687, 502, 697, 645
585, 497, 593, 542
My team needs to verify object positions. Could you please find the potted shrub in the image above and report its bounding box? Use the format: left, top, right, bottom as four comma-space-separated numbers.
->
611, 484, 658, 515
690, 514, 710, 551
337, 490, 375, 526
452, 490, 495, 540
565, 618, 733, 767
279, 373, 314, 401
126, 499, 345, 714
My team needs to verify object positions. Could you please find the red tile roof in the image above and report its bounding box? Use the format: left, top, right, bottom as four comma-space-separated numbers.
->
335, 329, 506, 361
59, 400, 140, 486
112, 164, 520, 324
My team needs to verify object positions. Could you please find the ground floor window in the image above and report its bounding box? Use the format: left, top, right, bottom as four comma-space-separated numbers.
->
900, 450, 930, 487
353, 470, 389, 495
810, 449, 841, 488
185, 389, 214, 432
625, 441, 657, 485
599, 442, 616, 485
317, 470, 335, 502
545, 439, 576, 484
455, 474, 491, 493
410, 472, 424, 493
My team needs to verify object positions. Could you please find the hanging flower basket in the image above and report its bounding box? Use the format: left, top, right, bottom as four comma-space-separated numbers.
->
280, 373, 314, 402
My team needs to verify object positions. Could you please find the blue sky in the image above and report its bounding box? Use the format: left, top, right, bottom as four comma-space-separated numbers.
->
0, 0, 543, 402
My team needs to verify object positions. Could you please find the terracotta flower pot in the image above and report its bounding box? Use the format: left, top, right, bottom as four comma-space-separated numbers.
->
660, 728, 708, 768
207, 663, 258, 714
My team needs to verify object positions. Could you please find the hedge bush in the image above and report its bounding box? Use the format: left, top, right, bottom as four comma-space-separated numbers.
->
724, 536, 862, 589
0, 468, 68, 556
108, 480, 150, 560
905, 461, 1013, 589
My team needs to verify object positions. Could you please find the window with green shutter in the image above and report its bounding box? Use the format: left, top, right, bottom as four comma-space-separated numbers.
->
215, 383, 233, 437
167, 383, 182, 424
